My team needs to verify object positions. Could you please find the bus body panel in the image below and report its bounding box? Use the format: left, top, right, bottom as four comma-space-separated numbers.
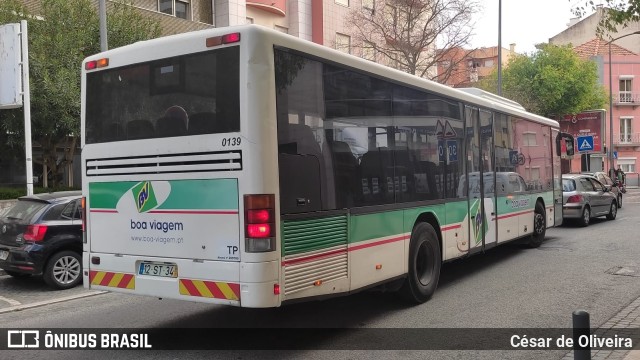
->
88, 179, 240, 261
80, 25, 564, 307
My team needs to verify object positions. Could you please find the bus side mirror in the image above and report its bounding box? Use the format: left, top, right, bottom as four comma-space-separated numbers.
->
556, 132, 575, 157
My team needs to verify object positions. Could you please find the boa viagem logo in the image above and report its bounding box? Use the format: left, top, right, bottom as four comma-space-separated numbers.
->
133, 181, 158, 213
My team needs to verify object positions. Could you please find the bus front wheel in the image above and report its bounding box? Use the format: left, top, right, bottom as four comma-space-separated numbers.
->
400, 222, 441, 304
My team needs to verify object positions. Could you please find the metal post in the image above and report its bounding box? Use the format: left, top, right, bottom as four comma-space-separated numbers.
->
99, 0, 108, 51
609, 41, 614, 179
20, 20, 33, 196
572, 310, 590, 360
497, 0, 502, 96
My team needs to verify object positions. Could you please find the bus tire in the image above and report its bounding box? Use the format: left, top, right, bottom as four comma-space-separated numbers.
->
400, 222, 441, 304
527, 202, 546, 248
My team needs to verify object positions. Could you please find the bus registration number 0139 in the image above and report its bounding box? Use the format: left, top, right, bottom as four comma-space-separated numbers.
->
138, 262, 177, 278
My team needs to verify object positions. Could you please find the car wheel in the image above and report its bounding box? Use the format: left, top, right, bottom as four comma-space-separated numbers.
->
527, 202, 546, 248
606, 201, 618, 220
617, 194, 622, 208
43, 251, 82, 290
4, 270, 32, 278
399, 222, 441, 303
579, 206, 590, 227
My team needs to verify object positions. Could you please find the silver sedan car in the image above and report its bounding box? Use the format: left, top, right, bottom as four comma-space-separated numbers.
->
562, 174, 618, 226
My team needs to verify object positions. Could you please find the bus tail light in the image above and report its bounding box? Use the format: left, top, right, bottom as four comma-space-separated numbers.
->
244, 194, 275, 253
81, 197, 87, 233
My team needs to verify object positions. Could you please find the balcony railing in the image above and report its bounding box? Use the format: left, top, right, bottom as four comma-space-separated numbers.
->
614, 133, 640, 145
614, 93, 640, 104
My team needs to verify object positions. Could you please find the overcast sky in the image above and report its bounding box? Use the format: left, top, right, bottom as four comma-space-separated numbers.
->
469, 0, 593, 54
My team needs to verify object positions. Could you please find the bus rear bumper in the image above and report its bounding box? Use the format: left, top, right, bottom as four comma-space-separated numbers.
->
83, 252, 280, 308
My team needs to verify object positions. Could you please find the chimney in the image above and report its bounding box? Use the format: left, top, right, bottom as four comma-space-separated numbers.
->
509, 43, 515, 54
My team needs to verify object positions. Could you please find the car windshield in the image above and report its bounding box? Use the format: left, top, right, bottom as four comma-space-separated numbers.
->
3, 200, 47, 222
562, 179, 576, 192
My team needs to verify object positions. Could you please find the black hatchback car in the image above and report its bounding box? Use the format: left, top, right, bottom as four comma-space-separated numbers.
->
0, 191, 82, 289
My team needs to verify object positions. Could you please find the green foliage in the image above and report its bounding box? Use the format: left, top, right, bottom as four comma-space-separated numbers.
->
0, 0, 160, 186
477, 44, 608, 118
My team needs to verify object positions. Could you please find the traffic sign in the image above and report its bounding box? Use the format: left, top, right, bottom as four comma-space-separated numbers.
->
447, 140, 458, 162
438, 140, 445, 162
576, 135, 594, 153
613, 151, 618, 159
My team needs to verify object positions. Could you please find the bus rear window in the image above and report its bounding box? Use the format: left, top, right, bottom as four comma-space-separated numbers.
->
85, 46, 240, 143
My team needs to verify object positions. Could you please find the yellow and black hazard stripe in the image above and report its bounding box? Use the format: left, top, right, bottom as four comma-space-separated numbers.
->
179, 279, 240, 300
89, 270, 135, 290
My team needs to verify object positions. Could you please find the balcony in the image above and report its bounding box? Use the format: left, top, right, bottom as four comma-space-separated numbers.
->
246, 0, 286, 16
614, 92, 640, 107
614, 133, 640, 146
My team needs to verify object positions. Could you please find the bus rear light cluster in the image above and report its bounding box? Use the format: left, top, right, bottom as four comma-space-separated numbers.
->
206, 32, 241, 47
244, 194, 275, 253
85, 58, 109, 70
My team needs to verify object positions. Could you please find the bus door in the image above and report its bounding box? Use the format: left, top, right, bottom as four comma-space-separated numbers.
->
464, 106, 497, 254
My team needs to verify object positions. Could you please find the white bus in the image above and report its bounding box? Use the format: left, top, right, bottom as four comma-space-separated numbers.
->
81, 25, 569, 308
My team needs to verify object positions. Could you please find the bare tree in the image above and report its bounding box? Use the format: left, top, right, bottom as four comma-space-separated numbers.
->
346, 0, 479, 82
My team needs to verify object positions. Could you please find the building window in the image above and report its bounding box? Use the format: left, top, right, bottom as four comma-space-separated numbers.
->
363, 41, 375, 61
159, 0, 190, 19
619, 78, 632, 103
440, 60, 451, 68
618, 158, 636, 172
484, 59, 494, 67
335, 0, 349, 6
620, 117, 633, 143
336, 33, 351, 54
362, 0, 374, 13
523, 132, 537, 146
246, 17, 254, 24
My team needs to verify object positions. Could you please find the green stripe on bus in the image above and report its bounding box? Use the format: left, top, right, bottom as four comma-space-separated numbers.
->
89, 182, 137, 209
89, 179, 239, 210
157, 179, 238, 210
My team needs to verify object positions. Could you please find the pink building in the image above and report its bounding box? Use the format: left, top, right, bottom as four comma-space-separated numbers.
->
565, 39, 640, 174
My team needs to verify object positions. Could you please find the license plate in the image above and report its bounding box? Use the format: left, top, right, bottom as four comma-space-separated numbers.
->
138, 262, 177, 278
0, 250, 8, 261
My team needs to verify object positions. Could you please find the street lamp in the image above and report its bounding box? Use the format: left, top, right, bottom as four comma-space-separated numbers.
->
607, 30, 640, 178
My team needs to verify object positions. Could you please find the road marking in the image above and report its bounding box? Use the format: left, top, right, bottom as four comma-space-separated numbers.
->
0, 290, 107, 314
0, 295, 21, 306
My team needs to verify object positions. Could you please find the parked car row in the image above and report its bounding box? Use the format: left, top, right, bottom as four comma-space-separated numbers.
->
562, 173, 621, 227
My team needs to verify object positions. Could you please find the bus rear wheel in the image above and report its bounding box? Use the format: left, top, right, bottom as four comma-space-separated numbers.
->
400, 222, 441, 304
526, 201, 546, 248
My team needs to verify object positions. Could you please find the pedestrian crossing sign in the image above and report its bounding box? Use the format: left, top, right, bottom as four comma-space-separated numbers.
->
576, 135, 594, 153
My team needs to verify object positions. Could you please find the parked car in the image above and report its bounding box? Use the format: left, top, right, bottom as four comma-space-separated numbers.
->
562, 174, 618, 227
581, 171, 623, 208
0, 191, 82, 289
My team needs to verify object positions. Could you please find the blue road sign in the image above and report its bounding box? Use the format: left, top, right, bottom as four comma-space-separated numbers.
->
576, 135, 594, 152
613, 151, 618, 159
438, 140, 445, 162
447, 140, 458, 162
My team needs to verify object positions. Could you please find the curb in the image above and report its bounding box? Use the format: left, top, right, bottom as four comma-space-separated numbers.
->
0, 290, 107, 314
